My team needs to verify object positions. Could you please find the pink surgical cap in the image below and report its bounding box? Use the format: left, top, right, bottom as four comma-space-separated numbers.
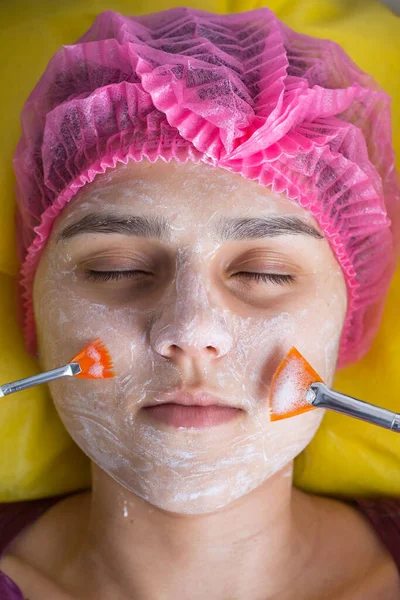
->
13, 6, 400, 367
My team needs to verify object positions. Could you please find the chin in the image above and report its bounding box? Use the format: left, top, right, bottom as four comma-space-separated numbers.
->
130, 475, 268, 515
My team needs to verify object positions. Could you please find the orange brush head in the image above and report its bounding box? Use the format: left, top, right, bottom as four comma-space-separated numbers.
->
269, 347, 323, 421
69, 338, 115, 379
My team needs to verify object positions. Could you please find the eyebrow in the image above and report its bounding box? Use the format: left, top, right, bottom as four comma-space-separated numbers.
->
57, 213, 323, 243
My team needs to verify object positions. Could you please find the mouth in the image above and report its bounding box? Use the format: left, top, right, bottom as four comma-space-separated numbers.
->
141, 390, 244, 429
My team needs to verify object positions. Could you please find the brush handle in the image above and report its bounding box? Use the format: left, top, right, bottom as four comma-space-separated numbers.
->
0, 362, 82, 397
311, 383, 400, 432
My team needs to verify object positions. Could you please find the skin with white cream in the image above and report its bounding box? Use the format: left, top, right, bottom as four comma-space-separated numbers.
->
20, 159, 397, 599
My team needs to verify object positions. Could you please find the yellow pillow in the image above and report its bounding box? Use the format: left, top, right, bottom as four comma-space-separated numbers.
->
1, 0, 399, 501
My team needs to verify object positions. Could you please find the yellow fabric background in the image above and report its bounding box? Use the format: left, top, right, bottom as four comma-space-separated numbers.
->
0, 0, 399, 501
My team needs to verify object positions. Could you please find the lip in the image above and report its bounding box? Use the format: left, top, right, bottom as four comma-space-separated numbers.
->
142, 404, 242, 429
141, 390, 243, 429
147, 390, 239, 409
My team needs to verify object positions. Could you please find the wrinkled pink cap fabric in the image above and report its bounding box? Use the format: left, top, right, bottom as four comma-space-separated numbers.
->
13, 7, 400, 367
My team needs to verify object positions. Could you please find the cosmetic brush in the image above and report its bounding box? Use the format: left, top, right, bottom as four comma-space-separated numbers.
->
0, 338, 115, 397
269, 347, 400, 432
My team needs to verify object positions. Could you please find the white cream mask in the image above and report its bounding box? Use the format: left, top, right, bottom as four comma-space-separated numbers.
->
33, 159, 347, 514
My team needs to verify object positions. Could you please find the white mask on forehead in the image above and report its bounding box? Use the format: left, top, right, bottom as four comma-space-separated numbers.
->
33, 160, 347, 514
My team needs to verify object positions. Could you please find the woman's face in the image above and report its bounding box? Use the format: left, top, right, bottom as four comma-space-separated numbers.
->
33, 159, 347, 514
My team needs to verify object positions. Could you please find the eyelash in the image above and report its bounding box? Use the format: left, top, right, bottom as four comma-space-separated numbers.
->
237, 272, 295, 285
84, 270, 296, 286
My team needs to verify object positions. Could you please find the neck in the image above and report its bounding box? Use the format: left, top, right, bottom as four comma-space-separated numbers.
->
70, 463, 322, 600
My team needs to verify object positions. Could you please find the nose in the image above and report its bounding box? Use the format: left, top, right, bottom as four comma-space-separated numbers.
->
150, 270, 233, 361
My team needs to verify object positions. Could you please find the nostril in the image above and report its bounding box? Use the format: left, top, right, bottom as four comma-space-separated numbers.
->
162, 343, 221, 358
206, 345, 218, 356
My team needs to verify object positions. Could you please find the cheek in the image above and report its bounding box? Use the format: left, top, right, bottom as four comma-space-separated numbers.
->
234, 305, 342, 411
299, 286, 346, 386
34, 265, 163, 424
35, 265, 146, 368
286, 309, 341, 386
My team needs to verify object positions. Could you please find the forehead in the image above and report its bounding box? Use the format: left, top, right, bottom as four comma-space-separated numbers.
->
55, 159, 317, 229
